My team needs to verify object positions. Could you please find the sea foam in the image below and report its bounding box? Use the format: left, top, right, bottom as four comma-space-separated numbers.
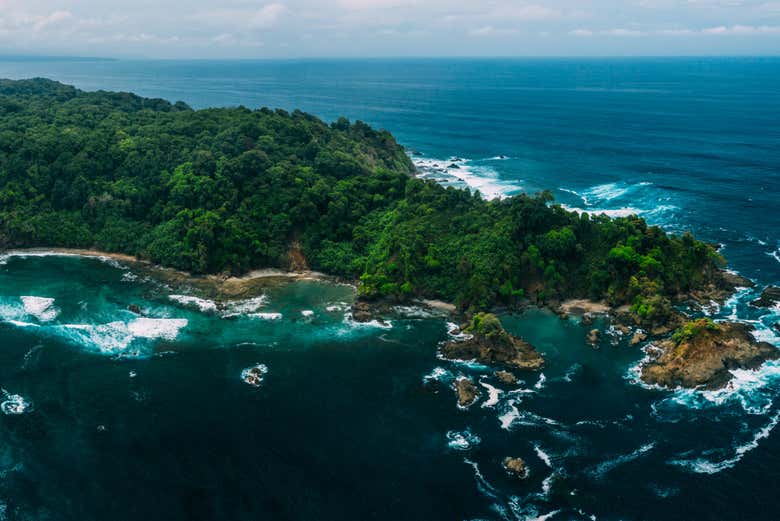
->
669, 409, 780, 474
412, 155, 520, 200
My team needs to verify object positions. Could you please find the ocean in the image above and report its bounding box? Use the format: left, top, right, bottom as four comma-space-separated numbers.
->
0, 57, 778, 520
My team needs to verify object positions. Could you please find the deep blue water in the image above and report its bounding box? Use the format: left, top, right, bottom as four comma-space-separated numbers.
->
0, 58, 779, 520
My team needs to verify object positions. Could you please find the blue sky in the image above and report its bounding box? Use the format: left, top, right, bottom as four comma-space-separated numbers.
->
1, 0, 780, 58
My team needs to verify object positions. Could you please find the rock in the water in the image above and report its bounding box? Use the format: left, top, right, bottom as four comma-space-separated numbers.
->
454, 377, 479, 408
751, 286, 780, 308
241, 364, 269, 387
128, 304, 142, 315
775, 322, 780, 334
503, 457, 528, 478
630, 331, 647, 346
351, 300, 374, 323
640, 319, 779, 390
581, 313, 594, 326
441, 313, 544, 370
494, 370, 518, 385
587, 329, 600, 347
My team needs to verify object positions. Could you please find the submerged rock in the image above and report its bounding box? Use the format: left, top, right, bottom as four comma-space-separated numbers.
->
503, 457, 528, 478
128, 304, 142, 315
454, 377, 479, 408
494, 370, 518, 385
640, 319, 779, 390
441, 313, 544, 370
774, 322, 780, 334
751, 286, 780, 308
587, 329, 600, 347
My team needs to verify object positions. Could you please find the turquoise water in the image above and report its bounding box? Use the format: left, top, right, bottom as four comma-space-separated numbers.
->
0, 58, 779, 520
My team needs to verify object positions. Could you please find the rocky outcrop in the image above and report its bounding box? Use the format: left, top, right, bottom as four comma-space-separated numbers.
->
441, 313, 544, 370
454, 377, 479, 408
495, 370, 518, 385
640, 319, 779, 390
686, 270, 755, 305
503, 457, 528, 478
128, 304, 142, 315
751, 286, 780, 308
630, 331, 647, 346
587, 329, 600, 347
351, 300, 374, 323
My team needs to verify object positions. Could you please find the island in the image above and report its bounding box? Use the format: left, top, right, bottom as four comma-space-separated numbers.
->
0, 78, 772, 388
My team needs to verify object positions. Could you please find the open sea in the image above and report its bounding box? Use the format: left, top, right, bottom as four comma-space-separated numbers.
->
0, 57, 779, 520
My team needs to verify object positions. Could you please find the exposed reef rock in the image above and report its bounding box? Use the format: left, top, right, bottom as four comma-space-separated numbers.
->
630, 331, 648, 346
640, 319, 779, 390
351, 300, 375, 323
502, 457, 529, 479
751, 286, 780, 308
441, 313, 544, 370
494, 370, 518, 385
686, 270, 755, 305
454, 377, 479, 408
587, 329, 600, 347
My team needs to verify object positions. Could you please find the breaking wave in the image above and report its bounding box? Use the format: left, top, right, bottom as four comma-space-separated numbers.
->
412, 155, 521, 200
669, 409, 780, 474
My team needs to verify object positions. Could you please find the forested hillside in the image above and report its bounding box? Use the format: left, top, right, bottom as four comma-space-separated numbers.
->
0, 79, 721, 315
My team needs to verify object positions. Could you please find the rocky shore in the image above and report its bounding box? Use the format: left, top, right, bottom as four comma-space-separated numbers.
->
640, 319, 779, 390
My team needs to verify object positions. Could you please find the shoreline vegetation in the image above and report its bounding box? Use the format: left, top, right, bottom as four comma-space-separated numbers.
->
0, 78, 776, 390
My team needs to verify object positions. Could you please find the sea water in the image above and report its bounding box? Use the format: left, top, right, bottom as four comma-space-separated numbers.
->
0, 57, 779, 520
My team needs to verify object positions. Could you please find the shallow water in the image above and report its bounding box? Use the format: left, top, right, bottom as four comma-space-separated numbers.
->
0, 254, 777, 520
0, 58, 779, 520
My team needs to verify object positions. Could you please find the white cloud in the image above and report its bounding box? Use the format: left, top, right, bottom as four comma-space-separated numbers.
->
33, 10, 72, 32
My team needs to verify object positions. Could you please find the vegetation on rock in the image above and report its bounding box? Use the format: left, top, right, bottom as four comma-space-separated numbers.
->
641, 320, 778, 389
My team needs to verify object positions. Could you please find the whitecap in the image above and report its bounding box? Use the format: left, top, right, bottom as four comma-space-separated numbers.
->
325, 302, 350, 312
423, 366, 452, 384
463, 458, 499, 499
223, 296, 269, 316
168, 295, 218, 314
20, 296, 59, 322
446, 429, 481, 451
669, 409, 780, 474
241, 364, 268, 387
588, 442, 655, 479
248, 312, 283, 321
534, 373, 547, 390
411, 155, 520, 200
499, 399, 521, 430
0, 390, 31, 415
55, 318, 187, 356
767, 247, 780, 265
534, 444, 553, 468
480, 381, 503, 408
341, 313, 392, 330
446, 321, 472, 341
301, 310, 314, 318
127, 318, 188, 340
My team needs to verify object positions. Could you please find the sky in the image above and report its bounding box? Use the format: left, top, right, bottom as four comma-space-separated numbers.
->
1, 0, 780, 58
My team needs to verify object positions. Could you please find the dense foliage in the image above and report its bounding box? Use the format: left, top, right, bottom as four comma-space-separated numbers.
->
0, 79, 721, 314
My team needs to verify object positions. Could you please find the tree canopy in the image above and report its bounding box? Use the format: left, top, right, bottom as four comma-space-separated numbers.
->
0, 79, 721, 317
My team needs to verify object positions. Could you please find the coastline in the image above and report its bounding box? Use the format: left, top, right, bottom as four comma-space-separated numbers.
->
1, 248, 331, 299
